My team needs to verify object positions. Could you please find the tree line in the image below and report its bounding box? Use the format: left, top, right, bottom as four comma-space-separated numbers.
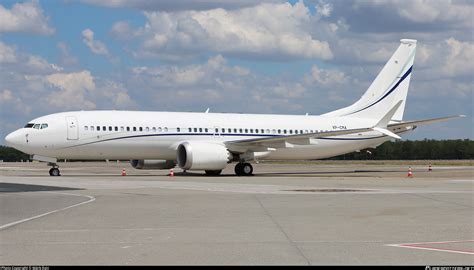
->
0, 139, 473, 162
327, 139, 473, 160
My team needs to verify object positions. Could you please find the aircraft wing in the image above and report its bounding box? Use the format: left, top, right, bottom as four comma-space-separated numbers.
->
388, 115, 465, 130
225, 127, 374, 153
225, 101, 405, 153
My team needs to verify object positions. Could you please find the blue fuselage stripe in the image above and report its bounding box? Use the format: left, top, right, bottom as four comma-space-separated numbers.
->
63, 132, 389, 149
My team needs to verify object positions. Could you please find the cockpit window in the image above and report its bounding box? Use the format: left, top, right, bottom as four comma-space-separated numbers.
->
33, 124, 41, 129
40, 124, 48, 129
24, 123, 34, 128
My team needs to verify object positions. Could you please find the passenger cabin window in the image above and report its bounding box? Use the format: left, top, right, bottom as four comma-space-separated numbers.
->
102, 126, 106, 131
126, 127, 130, 131
84, 126, 88, 131
188, 128, 192, 132
133, 127, 136, 131
139, 127, 143, 132
177, 127, 180, 132
115, 127, 118, 131
109, 126, 112, 131
91, 126, 95, 131
164, 127, 168, 132
152, 127, 156, 132
120, 127, 124, 131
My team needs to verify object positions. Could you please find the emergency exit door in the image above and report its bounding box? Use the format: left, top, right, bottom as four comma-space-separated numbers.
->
66, 116, 79, 140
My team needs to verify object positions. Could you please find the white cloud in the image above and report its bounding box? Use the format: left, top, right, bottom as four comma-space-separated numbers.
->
0, 41, 62, 74
0, 89, 13, 102
57, 42, 79, 67
0, 42, 17, 63
0, 89, 32, 115
127, 1, 332, 60
82, 0, 270, 11
304, 65, 347, 85
0, 0, 54, 35
82, 28, 109, 55
315, 0, 333, 18
109, 21, 135, 40
46, 71, 97, 109
82, 28, 119, 63
441, 38, 474, 77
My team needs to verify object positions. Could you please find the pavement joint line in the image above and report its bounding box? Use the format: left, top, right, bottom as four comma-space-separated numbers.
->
386, 240, 474, 255
253, 194, 312, 265
0, 192, 96, 231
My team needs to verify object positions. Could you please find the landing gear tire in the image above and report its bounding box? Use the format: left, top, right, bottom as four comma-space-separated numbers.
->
205, 170, 222, 176
235, 163, 253, 176
49, 167, 60, 176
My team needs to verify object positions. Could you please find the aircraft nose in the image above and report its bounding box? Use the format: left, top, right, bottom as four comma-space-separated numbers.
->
5, 130, 23, 147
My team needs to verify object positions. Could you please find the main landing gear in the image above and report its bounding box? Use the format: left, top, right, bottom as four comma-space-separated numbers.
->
234, 162, 253, 176
48, 163, 61, 176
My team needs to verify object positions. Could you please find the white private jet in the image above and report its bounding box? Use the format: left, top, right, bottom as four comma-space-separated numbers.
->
4, 39, 464, 176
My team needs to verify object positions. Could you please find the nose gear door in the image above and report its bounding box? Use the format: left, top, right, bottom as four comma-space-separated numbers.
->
66, 116, 79, 140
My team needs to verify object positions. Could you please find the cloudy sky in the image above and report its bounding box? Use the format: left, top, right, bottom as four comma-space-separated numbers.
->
0, 0, 472, 143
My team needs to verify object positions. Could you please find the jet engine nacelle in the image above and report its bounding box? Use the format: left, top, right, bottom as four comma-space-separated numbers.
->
130, 159, 176, 170
177, 141, 232, 170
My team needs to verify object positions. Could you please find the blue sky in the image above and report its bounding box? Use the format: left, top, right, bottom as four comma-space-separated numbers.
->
1, 0, 473, 142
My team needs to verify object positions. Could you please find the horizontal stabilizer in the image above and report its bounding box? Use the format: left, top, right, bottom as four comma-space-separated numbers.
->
375, 100, 403, 128
388, 115, 466, 129
372, 127, 401, 139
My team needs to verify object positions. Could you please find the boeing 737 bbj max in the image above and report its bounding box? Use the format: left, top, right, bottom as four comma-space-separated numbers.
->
4, 39, 464, 176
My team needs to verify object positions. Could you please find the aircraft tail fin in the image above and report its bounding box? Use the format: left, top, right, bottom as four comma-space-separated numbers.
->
323, 39, 417, 121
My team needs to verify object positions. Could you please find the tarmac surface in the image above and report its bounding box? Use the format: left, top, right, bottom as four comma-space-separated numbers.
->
0, 161, 473, 265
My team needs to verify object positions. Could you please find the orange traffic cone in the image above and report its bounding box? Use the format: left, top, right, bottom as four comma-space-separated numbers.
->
121, 168, 127, 176
428, 164, 432, 172
407, 167, 413, 177
169, 168, 174, 177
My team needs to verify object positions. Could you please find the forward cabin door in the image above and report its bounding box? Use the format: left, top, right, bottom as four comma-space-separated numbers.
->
66, 116, 79, 140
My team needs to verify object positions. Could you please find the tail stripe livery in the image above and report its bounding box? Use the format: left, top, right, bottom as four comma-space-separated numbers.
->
323, 39, 417, 121
343, 65, 413, 116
